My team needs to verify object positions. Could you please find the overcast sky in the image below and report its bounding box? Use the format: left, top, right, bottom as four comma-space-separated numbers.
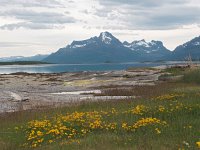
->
0, 0, 200, 57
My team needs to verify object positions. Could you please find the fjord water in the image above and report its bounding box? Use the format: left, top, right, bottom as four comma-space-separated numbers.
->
0, 62, 189, 74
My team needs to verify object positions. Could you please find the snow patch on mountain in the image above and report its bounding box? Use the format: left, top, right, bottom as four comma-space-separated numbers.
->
99, 32, 115, 45
71, 44, 87, 48
149, 41, 156, 46
136, 40, 150, 47
70, 37, 98, 49
101, 32, 112, 44
123, 40, 152, 51
193, 41, 200, 46
123, 39, 168, 54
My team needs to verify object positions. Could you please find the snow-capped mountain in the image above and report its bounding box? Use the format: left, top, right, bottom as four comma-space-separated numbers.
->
123, 40, 170, 54
43, 32, 200, 63
172, 36, 200, 60
68, 32, 123, 49
44, 32, 139, 64
99, 32, 123, 46
44, 31, 173, 64
123, 39, 171, 61
69, 37, 99, 49
1, 32, 199, 64
124, 40, 151, 50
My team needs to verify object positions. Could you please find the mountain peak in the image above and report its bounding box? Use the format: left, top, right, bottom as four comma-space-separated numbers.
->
172, 35, 200, 60
177, 35, 200, 49
132, 39, 149, 47
123, 41, 130, 45
150, 40, 163, 46
99, 31, 116, 44
99, 31, 113, 37
69, 36, 98, 49
123, 39, 170, 55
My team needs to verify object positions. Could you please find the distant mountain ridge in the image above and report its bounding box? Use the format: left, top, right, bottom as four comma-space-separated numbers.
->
0, 54, 48, 62
43, 32, 140, 64
1, 32, 200, 63
123, 39, 171, 61
172, 36, 200, 60
44, 32, 173, 64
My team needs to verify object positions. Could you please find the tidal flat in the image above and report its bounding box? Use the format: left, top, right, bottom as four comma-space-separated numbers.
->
0, 68, 161, 113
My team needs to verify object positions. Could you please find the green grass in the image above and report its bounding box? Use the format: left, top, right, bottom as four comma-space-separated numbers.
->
0, 82, 200, 150
158, 66, 189, 81
182, 68, 200, 84
163, 67, 188, 76
1, 66, 200, 149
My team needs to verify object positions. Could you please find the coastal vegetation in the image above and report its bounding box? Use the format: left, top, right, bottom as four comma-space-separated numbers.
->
0, 67, 200, 149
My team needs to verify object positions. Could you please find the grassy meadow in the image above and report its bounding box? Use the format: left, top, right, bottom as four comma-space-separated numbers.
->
1, 67, 200, 150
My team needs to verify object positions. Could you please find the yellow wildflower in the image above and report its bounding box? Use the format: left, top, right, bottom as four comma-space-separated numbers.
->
48, 140, 53, 144
37, 131, 43, 136
196, 141, 200, 148
155, 128, 161, 134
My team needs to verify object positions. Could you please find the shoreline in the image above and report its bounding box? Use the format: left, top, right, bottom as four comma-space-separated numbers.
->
0, 61, 196, 75
0, 68, 162, 113
0, 63, 197, 113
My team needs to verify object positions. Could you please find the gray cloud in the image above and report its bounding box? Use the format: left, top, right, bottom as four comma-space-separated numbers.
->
0, 0, 63, 8
0, 22, 65, 30
99, 0, 189, 7
0, 9, 76, 30
0, 0, 199, 31
97, 0, 200, 30
0, 10, 76, 24
121, 6, 200, 30
0, 0, 77, 30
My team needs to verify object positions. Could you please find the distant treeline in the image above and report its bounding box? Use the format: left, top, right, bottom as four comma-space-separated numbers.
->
0, 61, 50, 65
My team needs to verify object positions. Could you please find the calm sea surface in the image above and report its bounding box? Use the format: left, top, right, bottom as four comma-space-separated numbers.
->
0, 62, 192, 74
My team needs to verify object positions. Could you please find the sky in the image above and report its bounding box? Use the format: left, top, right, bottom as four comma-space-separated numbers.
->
0, 0, 200, 57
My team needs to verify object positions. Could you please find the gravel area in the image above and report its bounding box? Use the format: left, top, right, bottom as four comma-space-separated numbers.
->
0, 69, 162, 113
